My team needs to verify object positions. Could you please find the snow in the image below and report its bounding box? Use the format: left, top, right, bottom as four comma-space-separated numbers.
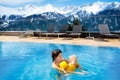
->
0, 1, 120, 17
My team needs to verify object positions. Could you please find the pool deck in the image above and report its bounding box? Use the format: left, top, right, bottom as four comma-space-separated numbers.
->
0, 36, 120, 47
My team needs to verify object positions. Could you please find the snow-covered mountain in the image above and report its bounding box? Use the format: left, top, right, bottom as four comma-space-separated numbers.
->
0, 1, 120, 31
0, 1, 120, 18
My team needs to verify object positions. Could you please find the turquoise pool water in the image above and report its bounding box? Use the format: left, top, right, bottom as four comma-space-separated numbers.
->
0, 42, 120, 80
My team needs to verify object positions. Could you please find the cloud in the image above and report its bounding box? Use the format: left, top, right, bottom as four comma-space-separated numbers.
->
0, 0, 44, 5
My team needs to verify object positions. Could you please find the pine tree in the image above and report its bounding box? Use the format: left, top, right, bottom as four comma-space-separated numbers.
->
73, 17, 80, 25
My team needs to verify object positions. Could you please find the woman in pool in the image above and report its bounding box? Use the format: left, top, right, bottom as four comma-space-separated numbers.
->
51, 49, 87, 75
51, 49, 67, 80
51, 49, 66, 74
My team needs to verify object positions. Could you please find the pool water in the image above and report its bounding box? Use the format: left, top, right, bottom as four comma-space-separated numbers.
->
0, 42, 120, 80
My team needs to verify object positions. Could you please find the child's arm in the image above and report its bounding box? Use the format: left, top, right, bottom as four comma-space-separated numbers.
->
52, 63, 62, 71
71, 71, 86, 75
61, 68, 67, 74
52, 63, 68, 74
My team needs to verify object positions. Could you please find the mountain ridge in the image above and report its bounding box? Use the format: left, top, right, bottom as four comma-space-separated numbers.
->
0, 1, 120, 17
0, 1, 120, 31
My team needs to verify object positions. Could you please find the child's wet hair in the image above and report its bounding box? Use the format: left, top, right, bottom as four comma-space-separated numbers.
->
52, 49, 62, 62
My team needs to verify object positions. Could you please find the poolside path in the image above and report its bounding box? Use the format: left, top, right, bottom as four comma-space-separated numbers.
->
0, 36, 119, 47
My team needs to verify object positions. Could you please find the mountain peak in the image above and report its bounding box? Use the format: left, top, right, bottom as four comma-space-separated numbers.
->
44, 4, 53, 8
0, 1, 120, 17
42, 4, 56, 12
24, 4, 37, 9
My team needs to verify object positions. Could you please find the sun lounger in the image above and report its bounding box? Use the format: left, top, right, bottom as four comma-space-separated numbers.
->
43, 26, 55, 39
20, 30, 34, 37
67, 25, 82, 38
98, 24, 119, 39
56, 26, 68, 38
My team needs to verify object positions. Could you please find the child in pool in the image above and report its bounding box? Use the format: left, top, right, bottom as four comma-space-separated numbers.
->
67, 55, 81, 72
59, 55, 87, 75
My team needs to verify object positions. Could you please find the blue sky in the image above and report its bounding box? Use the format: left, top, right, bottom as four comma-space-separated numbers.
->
0, 0, 119, 7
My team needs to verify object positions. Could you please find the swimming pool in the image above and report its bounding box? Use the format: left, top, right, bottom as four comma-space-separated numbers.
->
0, 42, 120, 80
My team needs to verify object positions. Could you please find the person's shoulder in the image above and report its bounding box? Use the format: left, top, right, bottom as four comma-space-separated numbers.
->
52, 62, 56, 67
